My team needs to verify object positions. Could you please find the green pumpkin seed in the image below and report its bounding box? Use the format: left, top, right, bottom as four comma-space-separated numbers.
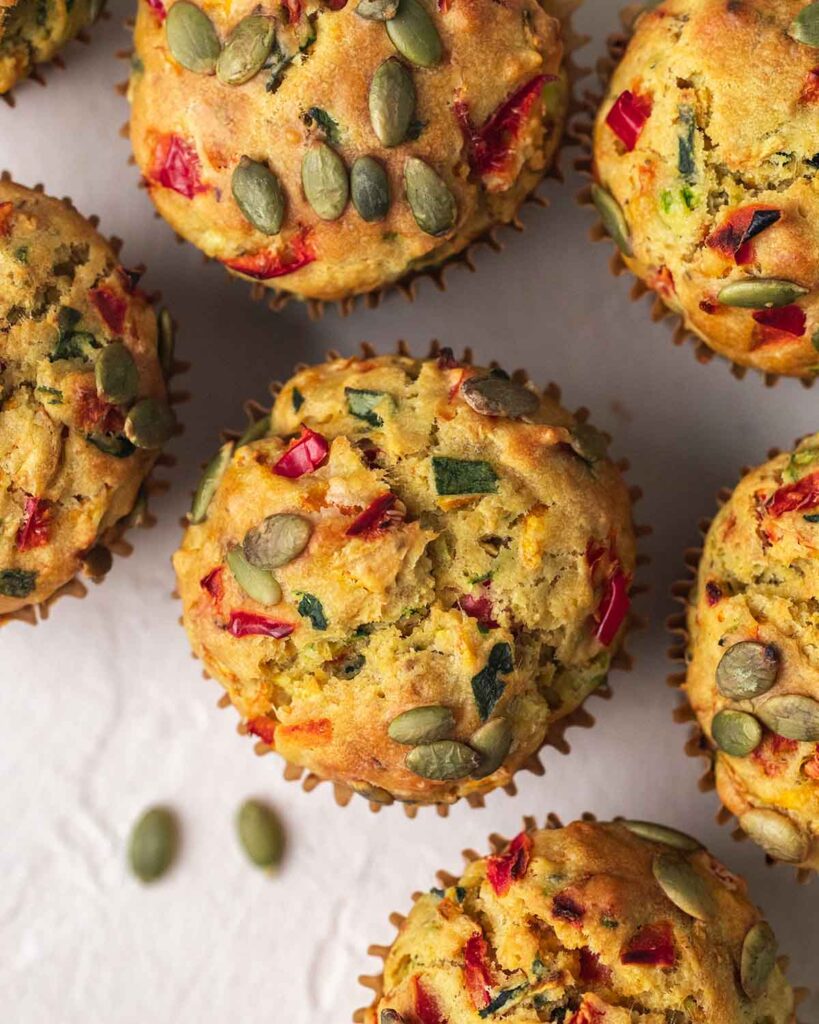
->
236, 799, 285, 869
216, 15, 274, 85
190, 442, 234, 524
87, 433, 135, 458
157, 307, 175, 377
351, 781, 395, 805
369, 57, 416, 147
95, 343, 139, 405
716, 641, 779, 700
128, 806, 177, 883
462, 375, 539, 419
232, 157, 285, 235
388, 705, 454, 745
569, 423, 609, 464
757, 694, 819, 742
165, 1, 221, 75
351, 157, 391, 222
302, 142, 349, 221
124, 398, 175, 449
790, 2, 819, 46
357, 0, 399, 19
652, 853, 714, 921
243, 513, 312, 570
380, 1012, 406, 1024
591, 184, 632, 256
740, 921, 778, 999
237, 414, 270, 447
717, 279, 809, 309
405, 740, 479, 780
739, 809, 808, 864
711, 709, 763, 757
226, 546, 282, 605
404, 157, 456, 236
620, 820, 702, 852
470, 717, 513, 779
386, 0, 442, 68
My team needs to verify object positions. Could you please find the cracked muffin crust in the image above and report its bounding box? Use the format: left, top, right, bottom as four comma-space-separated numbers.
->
685, 436, 819, 871
365, 819, 796, 1024
592, 0, 819, 379
0, 179, 175, 618
173, 352, 635, 806
128, 0, 568, 304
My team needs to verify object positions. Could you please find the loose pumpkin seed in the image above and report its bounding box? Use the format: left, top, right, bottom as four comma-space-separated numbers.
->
404, 157, 456, 236
165, 0, 221, 75
357, 0, 399, 19
128, 806, 177, 883
236, 414, 270, 447
232, 156, 285, 235
716, 641, 779, 700
717, 279, 809, 309
757, 694, 819, 742
470, 717, 513, 779
190, 442, 234, 524
124, 398, 175, 449
739, 809, 808, 863
388, 705, 455, 745
157, 308, 175, 377
351, 157, 391, 221
386, 0, 442, 67
406, 740, 479, 780
461, 375, 539, 419
790, 2, 819, 46
226, 546, 282, 605
711, 709, 763, 757
591, 184, 632, 256
351, 781, 395, 805
243, 513, 312, 570
569, 423, 609, 464
236, 799, 285, 869
95, 342, 139, 405
620, 820, 702, 852
302, 142, 349, 221
740, 922, 777, 999
369, 57, 416, 147
216, 15, 274, 85
652, 853, 714, 921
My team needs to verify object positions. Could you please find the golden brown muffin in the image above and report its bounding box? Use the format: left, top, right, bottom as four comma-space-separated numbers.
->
364, 819, 796, 1024
684, 436, 819, 872
592, 0, 819, 379
0, 179, 175, 619
173, 352, 636, 806
128, 0, 569, 305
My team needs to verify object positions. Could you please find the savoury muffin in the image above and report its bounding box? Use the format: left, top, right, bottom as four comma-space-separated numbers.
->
128, 0, 569, 305
363, 818, 796, 1024
684, 436, 819, 872
0, 0, 102, 95
173, 352, 635, 806
592, 0, 819, 379
0, 178, 175, 620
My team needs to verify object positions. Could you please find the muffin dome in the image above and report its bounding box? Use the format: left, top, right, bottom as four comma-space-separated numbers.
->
173, 352, 635, 806
685, 436, 819, 871
0, 179, 175, 619
0, 0, 101, 95
593, 0, 819, 379
365, 819, 795, 1023
128, 0, 568, 304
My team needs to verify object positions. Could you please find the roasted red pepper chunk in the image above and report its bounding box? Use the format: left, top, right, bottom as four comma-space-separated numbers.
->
605, 90, 652, 151
16, 496, 51, 552
413, 977, 447, 1024
458, 588, 499, 629
146, 0, 166, 19
552, 890, 585, 925
579, 947, 613, 985
346, 493, 397, 537
200, 566, 224, 601
227, 611, 296, 639
76, 384, 125, 434
273, 426, 329, 478
283, 0, 302, 22
223, 229, 317, 280
247, 716, 277, 745
752, 305, 806, 340
463, 933, 493, 1011
767, 469, 819, 518
705, 580, 723, 606
0, 201, 14, 236
803, 747, 819, 780
150, 134, 207, 199
486, 831, 532, 896
801, 67, 819, 103
595, 568, 630, 647
621, 921, 677, 967
706, 206, 781, 264
647, 265, 675, 299
89, 285, 128, 335
752, 732, 799, 777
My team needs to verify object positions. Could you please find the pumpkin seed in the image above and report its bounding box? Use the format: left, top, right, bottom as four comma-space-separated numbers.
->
124, 398, 175, 449
87, 433, 136, 458
739, 809, 808, 863
470, 717, 513, 779
406, 740, 479, 780
157, 307, 175, 377
711, 709, 763, 757
569, 423, 609, 464
591, 184, 632, 256
652, 853, 714, 921
226, 546, 282, 605
236, 799, 285, 869
369, 57, 416, 147
302, 142, 349, 221
620, 820, 702, 852
717, 279, 809, 309
216, 15, 274, 85
740, 921, 777, 999
81, 545, 113, 580
128, 806, 177, 883
716, 641, 779, 700
357, 0, 399, 19
243, 513, 312, 570
757, 694, 819, 742
351, 781, 395, 805
404, 157, 456, 236
165, 1, 221, 75
232, 157, 285, 235
190, 442, 233, 524
351, 157, 391, 222
388, 705, 455, 745
386, 0, 442, 67
237, 414, 270, 447
790, 2, 819, 46
95, 343, 139, 405
462, 375, 539, 419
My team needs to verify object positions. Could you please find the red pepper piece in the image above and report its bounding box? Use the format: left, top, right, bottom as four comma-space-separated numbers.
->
486, 831, 532, 896
801, 68, 819, 103
586, 538, 607, 572
699, 298, 718, 315
277, 718, 333, 746
0, 201, 14, 236
595, 569, 630, 647
223, 229, 316, 280
620, 921, 677, 967
283, 0, 301, 21
16, 496, 51, 551
752, 305, 806, 340
200, 566, 224, 601
647, 265, 675, 299
579, 947, 613, 985
146, 0, 166, 19
752, 732, 799, 777
568, 1000, 606, 1024
247, 716, 277, 745
346, 493, 397, 537
273, 426, 329, 478
89, 285, 127, 335
705, 580, 723, 606
552, 891, 585, 925
413, 977, 446, 1024
150, 134, 207, 199
463, 933, 493, 1011
438, 0, 450, 9
803, 747, 819, 780
227, 611, 295, 639
605, 90, 652, 151
326, 0, 347, 7
767, 470, 819, 518
76, 384, 125, 434
706, 206, 781, 263
458, 589, 498, 630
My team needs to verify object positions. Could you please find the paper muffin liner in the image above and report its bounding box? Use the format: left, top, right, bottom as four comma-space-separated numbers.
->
116, 0, 588, 321
571, 5, 816, 390
0, 173, 188, 630
176, 339, 650, 817
354, 810, 809, 1024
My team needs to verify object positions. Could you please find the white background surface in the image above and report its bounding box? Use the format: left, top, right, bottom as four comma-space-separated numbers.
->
1, 2, 817, 1021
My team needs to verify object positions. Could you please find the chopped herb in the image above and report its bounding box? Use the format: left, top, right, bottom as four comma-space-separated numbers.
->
355, 623, 375, 636
681, 185, 698, 210
85, 434, 136, 458
677, 104, 696, 181
35, 386, 63, 405
429, 887, 445, 898
345, 387, 391, 428
455, 886, 466, 903
304, 106, 340, 145
50, 308, 100, 362
785, 446, 819, 483
478, 984, 528, 1018
131, 54, 145, 74
292, 387, 304, 412
13, 246, 28, 264
469, 570, 494, 585
406, 119, 426, 140
382, 231, 399, 242
812, 327, 819, 351
471, 642, 513, 720
532, 958, 545, 978
804, 513, 819, 523
432, 456, 498, 496
0, 568, 37, 598
298, 593, 327, 630
807, 153, 819, 169
600, 915, 620, 929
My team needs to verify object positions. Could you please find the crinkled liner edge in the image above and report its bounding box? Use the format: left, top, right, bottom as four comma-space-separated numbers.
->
0, 172, 189, 630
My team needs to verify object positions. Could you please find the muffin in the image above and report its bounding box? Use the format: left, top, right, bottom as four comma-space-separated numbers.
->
362, 818, 796, 1023
592, 0, 819, 379
128, 0, 569, 306
683, 436, 819, 872
173, 351, 636, 807
0, 0, 102, 95
0, 178, 175, 621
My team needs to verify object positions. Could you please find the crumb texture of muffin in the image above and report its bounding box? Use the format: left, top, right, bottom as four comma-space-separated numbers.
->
685, 435, 819, 871
592, 0, 819, 379
128, 0, 568, 304
366, 820, 796, 1024
0, 0, 100, 95
173, 352, 635, 805
0, 178, 174, 618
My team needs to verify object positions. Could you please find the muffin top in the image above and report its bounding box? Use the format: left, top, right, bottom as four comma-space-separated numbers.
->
128, 0, 566, 303
173, 352, 635, 805
367, 819, 795, 1024
0, 0, 99, 94
593, 0, 819, 378
0, 179, 174, 618
686, 435, 819, 870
